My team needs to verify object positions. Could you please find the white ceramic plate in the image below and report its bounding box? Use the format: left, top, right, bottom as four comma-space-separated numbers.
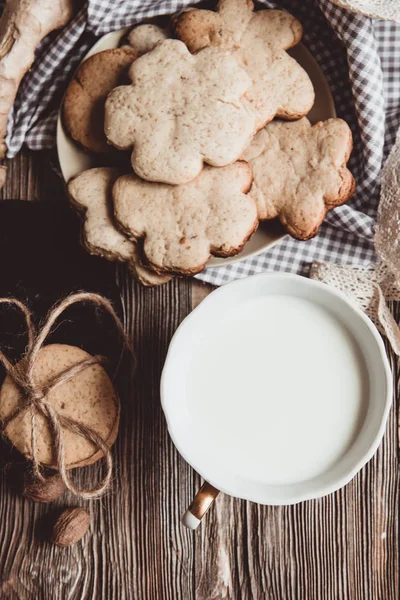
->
57, 30, 336, 268
161, 274, 392, 505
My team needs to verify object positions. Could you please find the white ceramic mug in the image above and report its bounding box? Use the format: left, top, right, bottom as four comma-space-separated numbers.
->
161, 274, 392, 529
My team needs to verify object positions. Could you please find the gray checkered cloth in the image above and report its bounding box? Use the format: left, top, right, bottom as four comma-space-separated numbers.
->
2, 0, 400, 286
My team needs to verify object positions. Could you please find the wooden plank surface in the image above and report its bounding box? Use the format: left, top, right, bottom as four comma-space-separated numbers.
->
0, 151, 398, 600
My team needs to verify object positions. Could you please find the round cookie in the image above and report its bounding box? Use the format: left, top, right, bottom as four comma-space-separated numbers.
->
63, 47, 138, 153
0, 344, 120, 469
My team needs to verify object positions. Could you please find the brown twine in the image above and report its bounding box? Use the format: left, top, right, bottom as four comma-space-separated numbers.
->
0, 292, 129, 499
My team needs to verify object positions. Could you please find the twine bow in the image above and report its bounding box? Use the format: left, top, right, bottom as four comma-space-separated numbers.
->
0, 292, 127, 499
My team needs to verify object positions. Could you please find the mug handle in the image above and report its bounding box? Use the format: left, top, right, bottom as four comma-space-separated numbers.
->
182, 481, 220, 529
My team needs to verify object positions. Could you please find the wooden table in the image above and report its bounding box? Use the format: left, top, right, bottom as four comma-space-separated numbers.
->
0, 151, 398, 600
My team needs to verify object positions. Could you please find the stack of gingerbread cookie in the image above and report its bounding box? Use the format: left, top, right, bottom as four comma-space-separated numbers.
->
63, 0, 355, 286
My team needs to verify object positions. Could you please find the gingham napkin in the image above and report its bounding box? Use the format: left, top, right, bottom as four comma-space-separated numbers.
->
2, 0, 400, 286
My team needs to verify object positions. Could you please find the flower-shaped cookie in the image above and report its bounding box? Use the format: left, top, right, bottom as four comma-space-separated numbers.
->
113, 162, 258, 275
104, 39, 256, 185
67, 167, 170, 286
174, 0, 315, 129
242, 118, 355, 240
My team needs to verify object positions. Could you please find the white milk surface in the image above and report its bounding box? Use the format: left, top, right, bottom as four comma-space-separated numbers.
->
186, 295, 368, 485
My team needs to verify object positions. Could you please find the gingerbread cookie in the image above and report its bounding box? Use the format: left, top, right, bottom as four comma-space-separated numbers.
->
68, 167, 170, 286
113, 162, 257, 275
174, 0, 315, 129
128, 24, 168, 55
104, 39, 256, 185
242, 118, 355, 240
63, 47, 138, 153
0, 344, 120, 469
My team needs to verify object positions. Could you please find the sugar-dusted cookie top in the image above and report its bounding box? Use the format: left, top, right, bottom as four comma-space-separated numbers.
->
68, 167, 170, 286
113, 162, 258, 275
104, 39, 257, 185
242, 118, 355, 240
174, 0, 315, 129
128, 24, 168, 55
63, 47, 138, 153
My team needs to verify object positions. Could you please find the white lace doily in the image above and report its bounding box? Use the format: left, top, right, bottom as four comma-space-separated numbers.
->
311, 262, 400, 354
311, 124, 400, 355
328, 0, 400, 22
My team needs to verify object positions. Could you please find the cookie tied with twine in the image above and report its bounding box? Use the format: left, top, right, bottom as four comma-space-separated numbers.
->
0, 292, 127, 499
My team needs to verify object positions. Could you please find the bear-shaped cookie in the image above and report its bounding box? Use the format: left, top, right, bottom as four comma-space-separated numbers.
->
67, 167, 170, 286
104, 39, 257, 185
113, 162, 258, 275
174, 0, 315, 129
242, 118, 355, 240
